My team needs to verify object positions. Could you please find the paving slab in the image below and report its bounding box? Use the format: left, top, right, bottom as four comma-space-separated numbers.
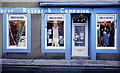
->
107, 61, 120, 67
1, 59, 120, 67
70, 60, 109, 66
2, 59, 34, 65
31, 59, 71, 66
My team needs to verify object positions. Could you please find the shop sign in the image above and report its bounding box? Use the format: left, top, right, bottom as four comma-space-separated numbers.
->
0, 8, 90, 13
0, 9, 13, 13
98, 15, 115, 21
48, 16, 64, 21
60, 8, 90, 13
9, 15, 25, 20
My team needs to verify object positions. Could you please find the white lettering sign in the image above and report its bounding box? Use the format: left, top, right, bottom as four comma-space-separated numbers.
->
0, 9, 13, 13
60, 8, 90, 13
0, 8, 90, 13
23, 8, 44, 13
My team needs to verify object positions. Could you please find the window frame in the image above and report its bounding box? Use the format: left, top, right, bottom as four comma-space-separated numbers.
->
96, 14, 117, 49
45, 14, 66, 49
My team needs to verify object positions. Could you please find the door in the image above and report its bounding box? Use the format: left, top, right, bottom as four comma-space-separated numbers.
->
72, 23, 88, 56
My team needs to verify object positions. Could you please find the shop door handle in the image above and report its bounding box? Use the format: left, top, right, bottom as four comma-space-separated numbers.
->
73, 38, 75, 41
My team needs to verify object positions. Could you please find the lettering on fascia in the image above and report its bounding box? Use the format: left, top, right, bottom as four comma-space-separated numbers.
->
0, 9, 13, 13
60, 8, 90, 13
0, 8, 90, 13
23, 8, 44, 13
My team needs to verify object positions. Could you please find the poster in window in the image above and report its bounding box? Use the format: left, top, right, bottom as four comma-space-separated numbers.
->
97, 14, 116, 48
7, 14, 27, 49
45, 14, 65, 48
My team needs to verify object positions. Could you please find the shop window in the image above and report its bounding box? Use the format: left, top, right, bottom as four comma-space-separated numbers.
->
45, 14, 65, 49
96, 14, 117, 49
7, 14, 27, 49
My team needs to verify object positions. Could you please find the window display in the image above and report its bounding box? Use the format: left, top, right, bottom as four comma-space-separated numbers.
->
75, 26, 85, 46
45, 14, 65, 48
7, 14, 27, 49
96, 14, 116, 48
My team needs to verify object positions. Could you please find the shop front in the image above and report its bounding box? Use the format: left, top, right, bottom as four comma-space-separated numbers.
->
40, 5, 120, 60
1, 2, 120, 60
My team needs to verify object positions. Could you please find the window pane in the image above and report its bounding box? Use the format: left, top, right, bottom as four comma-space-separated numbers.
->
47, 19, 64, 47
8, 14, 27, 48
75, 26, 85, 46
97, 14, 116, 47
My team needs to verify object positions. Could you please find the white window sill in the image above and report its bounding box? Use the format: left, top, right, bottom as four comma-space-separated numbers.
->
45, 46, 65, 49
96, 47, 116, 49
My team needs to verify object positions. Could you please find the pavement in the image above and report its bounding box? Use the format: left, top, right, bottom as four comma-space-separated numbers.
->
1, 59, 120, 67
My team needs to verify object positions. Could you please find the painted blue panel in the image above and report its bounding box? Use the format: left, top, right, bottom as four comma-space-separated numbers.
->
118, 8, 120, 53
41, 13, 45, 53
3, 13, 31, 53
90, 10, 96, 60
65, 13, 71, 59
3, 13, 7, 53
94, 8, 117, 13
40, 3, 120, 7
96, 49, 118, 53
27, 13, 31, 53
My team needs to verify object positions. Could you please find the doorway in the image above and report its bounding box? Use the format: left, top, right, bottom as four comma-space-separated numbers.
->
72, 14, 88, 57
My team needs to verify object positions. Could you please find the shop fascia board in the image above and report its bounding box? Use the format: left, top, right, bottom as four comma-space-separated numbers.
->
39, 2, 120, 7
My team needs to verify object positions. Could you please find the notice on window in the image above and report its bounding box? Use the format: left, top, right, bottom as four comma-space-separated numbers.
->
80, 32, 84, 40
